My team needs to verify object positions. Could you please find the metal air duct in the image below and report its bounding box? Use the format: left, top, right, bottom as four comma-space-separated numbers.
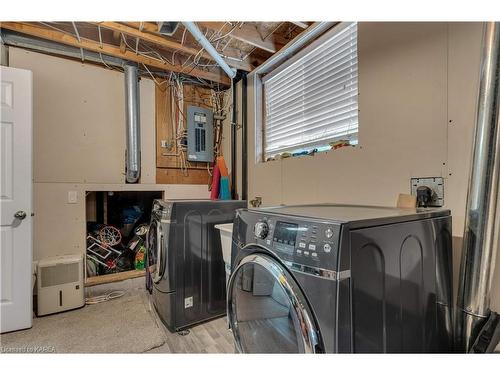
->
456, 22, 500, 352
124, 63, 141, 183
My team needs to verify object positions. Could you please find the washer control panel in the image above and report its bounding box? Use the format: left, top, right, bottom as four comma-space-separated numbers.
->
253, 215, 341, 271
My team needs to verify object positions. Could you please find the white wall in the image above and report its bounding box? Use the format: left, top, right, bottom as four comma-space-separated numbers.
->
9, 48, 209, 261
245, 23, 500, 310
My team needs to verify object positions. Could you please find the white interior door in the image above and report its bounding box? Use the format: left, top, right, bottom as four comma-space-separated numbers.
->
0, 66, 33, 333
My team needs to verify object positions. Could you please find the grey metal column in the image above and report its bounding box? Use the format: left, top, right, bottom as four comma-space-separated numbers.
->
124, 63, 141, 183
456, 22, 500, 352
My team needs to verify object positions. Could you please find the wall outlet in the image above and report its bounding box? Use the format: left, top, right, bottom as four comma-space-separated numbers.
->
67, 190, 78, 204
410, 177, 444, 207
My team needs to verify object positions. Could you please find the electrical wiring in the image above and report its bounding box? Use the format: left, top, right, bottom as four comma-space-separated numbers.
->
180, 22, 241, 74
141, 63, 168, 87
160, 71, 230, 180
71, 22, 84, 65
210, 23, 240, 43
121, 33, 176, 66
97, 25, 104, 49
99, 52, 121, 72
39, 22, 76, 35
171, 27, 188, 66
85, 290, 125, 305
241, 22, 286, 62
33, 23, 232, 93
169, 76, 190, 175
71, 22, 81, 42
135, 37, 140, 55
139, 41, 177, 66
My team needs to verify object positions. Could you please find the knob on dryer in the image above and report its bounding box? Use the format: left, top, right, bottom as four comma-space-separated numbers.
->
254, 221, 269, 239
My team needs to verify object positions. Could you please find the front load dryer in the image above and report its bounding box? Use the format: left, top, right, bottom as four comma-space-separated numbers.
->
227, 204, 453, 353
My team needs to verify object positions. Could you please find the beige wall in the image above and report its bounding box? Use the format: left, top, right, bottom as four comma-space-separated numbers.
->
33, 183, 208, 261
246, 22, 500, 310
9, 48, 209, 261
10, 47, 156, 184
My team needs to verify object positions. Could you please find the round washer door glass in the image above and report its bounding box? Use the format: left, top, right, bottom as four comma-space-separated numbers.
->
228, 253, 321, 353
146, 218, 164, 283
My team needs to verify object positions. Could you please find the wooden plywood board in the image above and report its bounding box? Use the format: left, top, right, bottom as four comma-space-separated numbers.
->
155, 84, 173, 168
156, 83, 215, 185
85, 269, 145, 286
156, 168, 209, 185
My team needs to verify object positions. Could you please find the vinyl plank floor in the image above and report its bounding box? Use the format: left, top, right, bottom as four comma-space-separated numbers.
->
1, 279, 235, 354
144, 290, 234, 354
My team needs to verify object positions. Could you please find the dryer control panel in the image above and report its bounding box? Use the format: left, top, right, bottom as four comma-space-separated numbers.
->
251, 214, 342, 276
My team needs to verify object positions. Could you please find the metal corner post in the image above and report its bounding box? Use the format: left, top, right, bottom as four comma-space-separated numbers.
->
456, 22, 500, 352
241, 73, 248, 201
231, 75, 239, 199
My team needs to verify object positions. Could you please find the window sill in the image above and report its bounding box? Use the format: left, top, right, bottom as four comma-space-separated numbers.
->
263, 140, 357, 163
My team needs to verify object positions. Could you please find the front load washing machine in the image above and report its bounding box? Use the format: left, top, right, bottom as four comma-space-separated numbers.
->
147, 199, 246, 332
227, 204, 453, 353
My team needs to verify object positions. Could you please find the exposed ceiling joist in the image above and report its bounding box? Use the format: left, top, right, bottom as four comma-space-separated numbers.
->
94, 22, 252, 72
0, 22, 230, 85
291, 22, 310, 29
125, 21, 158, 34
197, 22, 283, 54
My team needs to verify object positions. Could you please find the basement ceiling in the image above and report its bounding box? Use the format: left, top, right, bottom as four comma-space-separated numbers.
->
0, 21, 311, 86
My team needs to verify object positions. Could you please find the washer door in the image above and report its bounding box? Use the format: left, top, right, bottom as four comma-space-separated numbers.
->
227, 253, 322, 353
146, 217, 164, 284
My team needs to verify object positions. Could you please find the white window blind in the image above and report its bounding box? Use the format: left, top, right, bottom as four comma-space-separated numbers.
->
263, 22, 358, 159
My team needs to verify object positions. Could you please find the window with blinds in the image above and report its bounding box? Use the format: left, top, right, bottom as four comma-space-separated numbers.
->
262, 22, 358, 160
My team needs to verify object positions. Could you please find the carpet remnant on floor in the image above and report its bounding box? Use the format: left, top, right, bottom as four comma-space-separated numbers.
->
0, 290, 166, 353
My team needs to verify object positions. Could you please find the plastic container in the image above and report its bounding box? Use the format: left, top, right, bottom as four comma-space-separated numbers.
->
215, 223, 233, 286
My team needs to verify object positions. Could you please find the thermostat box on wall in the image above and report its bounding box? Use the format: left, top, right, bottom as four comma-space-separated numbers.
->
36, 254, 85, 316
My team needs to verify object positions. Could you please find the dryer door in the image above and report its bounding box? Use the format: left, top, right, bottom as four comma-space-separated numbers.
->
227, 253, 322, 353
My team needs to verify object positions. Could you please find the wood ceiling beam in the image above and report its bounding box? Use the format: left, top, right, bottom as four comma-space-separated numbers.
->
101, 21, 253, 72
0, 22, 230, 85
290, 22, 310, 29
125, 22, 158, 34
97, 22, 205, 58
197, 22, 283, 53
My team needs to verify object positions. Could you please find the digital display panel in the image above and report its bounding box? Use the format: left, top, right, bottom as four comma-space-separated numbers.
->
273, 221, 298, 246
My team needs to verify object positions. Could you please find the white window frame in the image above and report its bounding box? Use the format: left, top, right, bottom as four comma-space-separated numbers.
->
250, 22, 358, 163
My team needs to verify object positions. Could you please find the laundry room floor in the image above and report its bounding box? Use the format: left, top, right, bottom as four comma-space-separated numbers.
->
0, 278, 234, 354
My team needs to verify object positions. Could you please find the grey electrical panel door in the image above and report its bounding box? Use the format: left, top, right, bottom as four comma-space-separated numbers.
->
187, 105, 214, 162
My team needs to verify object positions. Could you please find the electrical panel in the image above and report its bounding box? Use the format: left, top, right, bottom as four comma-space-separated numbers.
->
187, 105, 214, 163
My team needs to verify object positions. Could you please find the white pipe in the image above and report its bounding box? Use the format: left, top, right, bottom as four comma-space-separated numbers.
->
182, 21, 236, 79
